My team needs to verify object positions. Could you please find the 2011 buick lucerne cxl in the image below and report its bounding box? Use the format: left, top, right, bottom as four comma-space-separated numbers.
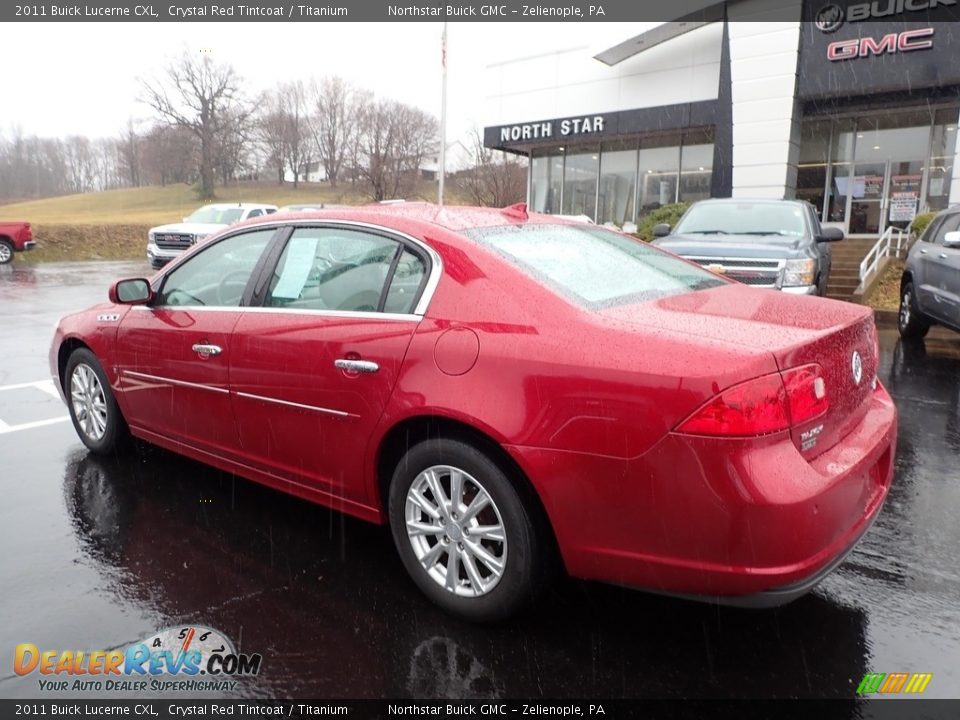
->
49, 204, 897, 621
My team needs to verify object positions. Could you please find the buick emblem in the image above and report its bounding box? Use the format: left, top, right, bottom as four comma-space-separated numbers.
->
851, 350, 863, 386
815, 3, 845, 32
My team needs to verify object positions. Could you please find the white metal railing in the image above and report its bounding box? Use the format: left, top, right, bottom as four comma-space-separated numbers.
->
859, 226, 909, 282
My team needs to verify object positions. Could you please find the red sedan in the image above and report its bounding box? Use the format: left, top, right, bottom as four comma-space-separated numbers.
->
50, 204, 897, 621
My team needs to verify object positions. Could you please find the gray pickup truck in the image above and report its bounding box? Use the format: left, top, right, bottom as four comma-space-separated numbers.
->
651, 198, 844, 296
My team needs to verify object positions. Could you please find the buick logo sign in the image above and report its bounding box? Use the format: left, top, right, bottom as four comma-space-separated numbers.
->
851, 350, 863, 386
816, 3, 845, 32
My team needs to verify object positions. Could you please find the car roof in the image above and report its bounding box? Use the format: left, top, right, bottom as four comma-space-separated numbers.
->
233, 203, 584, 234
691, 198, 804, 206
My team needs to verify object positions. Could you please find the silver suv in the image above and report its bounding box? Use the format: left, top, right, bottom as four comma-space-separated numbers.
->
899, 207, 960, 338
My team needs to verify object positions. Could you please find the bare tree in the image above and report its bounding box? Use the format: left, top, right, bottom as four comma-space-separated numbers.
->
356, 98, 438, 201
141, 124, 197, 186
117, 120, 141, 188
310, 76, 358, 188
454, 129, 528, 207
141, 52, 248, 199
258, 93, 290, 185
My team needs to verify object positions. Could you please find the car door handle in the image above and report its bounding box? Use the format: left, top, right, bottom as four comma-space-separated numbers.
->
192, 343, 222, 358
939, 253, 948, 259
335, 358, 379, 374
920, 248, 928, 254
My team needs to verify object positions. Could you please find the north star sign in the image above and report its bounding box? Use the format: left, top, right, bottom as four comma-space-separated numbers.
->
499, 116, 605, 142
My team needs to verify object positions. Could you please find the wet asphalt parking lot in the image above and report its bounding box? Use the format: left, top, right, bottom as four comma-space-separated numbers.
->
0, 260, 958, 701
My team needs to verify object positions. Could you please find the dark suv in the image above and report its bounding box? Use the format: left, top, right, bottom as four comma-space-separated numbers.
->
651, 198, 844, 296
899, 206, 960, 338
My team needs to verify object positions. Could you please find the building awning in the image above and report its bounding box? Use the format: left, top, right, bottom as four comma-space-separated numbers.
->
593, 2, 725, 66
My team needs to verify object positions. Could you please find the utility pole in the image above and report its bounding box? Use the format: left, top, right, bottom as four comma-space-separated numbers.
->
438, 22, 448, 207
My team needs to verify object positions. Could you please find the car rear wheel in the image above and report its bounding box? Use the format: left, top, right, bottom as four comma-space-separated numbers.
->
65, 349, 129, 455
0, 239, 14, 264
898, 281, 930, 340
388, 438, 549, 622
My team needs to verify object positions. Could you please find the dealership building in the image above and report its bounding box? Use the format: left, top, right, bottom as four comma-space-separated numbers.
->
483, 0, 960, 238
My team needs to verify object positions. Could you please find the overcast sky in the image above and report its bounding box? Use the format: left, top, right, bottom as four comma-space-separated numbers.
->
2, 22, 656, 144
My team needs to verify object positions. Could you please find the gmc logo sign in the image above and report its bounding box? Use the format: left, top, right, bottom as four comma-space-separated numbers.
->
827, 27, 935, 60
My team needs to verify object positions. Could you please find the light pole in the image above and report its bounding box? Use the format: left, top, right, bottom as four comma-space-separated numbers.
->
438, 22, 448, 207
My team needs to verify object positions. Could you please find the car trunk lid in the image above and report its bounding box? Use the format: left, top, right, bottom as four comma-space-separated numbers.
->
599, 284, 878, 456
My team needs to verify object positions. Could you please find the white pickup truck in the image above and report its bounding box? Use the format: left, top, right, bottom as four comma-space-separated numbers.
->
147, 203, 277, 268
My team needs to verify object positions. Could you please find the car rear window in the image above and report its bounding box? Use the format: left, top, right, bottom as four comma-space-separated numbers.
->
464, 223, 725, 309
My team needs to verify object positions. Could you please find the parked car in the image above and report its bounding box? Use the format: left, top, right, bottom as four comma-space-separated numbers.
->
899, 205, 960, 338
51, 204, 896, 621
651, 198, 844, 296
146, 203, 277, 268
0, 221, 36, 264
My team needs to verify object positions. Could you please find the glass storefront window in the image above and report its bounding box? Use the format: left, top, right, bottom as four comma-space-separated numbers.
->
530, 152, 563, 214
827, 119, 855, 224
638, 135, 681, 218
927, 108, 958, 213
797, 119, 831, 217
562, 148, 599, 218
597, 141, 637, 227
679, 139, 713, 204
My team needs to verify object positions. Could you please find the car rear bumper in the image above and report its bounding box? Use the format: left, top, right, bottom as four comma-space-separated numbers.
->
508, 382, 897, 602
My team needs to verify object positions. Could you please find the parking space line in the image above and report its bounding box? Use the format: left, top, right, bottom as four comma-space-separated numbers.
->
0, 379, 69, 435
0, 379, 57, 394
0, 416, 70, 435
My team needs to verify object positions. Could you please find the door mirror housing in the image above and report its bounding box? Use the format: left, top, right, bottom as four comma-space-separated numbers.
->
943, 230, 960, 248
652, 223, 671, 238
109, 278, 153, 305
817, 227, 844, 243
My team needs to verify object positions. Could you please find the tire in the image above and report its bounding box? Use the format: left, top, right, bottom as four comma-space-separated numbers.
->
898, 281, 930, 340
64, 348, 129, 455
388, 438, 550, 622
0, 239, 14, 265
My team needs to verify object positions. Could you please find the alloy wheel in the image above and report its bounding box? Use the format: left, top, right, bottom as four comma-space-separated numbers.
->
70, 364, 108, 442
899, 289, 912, 330
404, 465, 508, 598
0, 243, 12, 264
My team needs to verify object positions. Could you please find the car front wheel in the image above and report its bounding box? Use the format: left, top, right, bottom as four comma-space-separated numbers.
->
65, 348, 129, 454
898, 281, 930, 340
388, 438, 549, 622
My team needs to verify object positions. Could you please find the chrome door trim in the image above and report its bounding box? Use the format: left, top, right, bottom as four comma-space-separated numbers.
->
131, 305, 421, 322
122, 370, 229, 395
233, 391, 356, 418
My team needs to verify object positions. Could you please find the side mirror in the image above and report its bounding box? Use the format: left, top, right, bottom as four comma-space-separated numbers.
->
943, 230, 960, 248
652, 223, 671, 238
818, 227, 844, 242
109, 278, 153, 305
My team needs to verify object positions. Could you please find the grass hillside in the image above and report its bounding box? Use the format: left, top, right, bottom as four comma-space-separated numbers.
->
1, 180, 455, 262
0, 181, 389, 226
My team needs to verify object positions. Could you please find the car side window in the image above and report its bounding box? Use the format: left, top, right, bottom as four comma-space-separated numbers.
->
157, 229, 275, 308
247, 209, 263, 219
933, 214, 960, 246
383, 249, 427, 314
264, 228, 403, 312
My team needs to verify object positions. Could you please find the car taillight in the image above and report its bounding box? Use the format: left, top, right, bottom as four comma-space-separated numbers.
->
676, 364, 828, 437
781, 364, 829, 426
23, 224, 32, 241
